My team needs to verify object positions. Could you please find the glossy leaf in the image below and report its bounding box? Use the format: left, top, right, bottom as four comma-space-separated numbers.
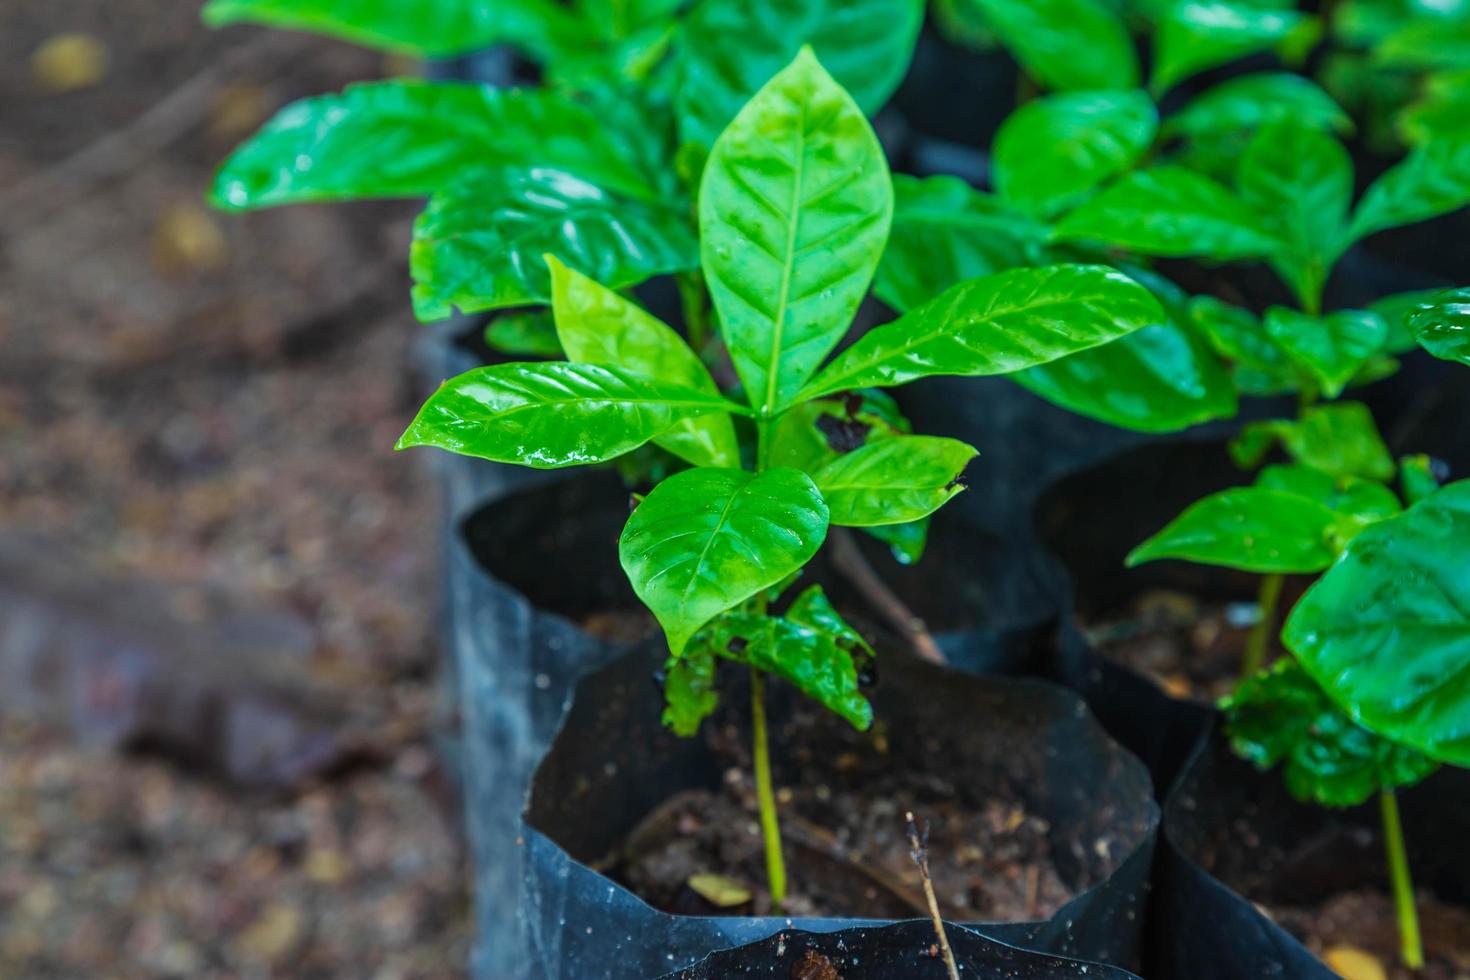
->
397, 362, 736, 468
1190, 295, 1298, 394
800, 265, 1162, 400
1237, 122, 1353, 308
1286, 481, 1470, 766
1262, 307, 1388, 399
812, 436, 976, 526
549, 258, 739, 468
785, 584, 875, 663
1053, 167, 1278, 261
410, 167, 697, 320
1015, 271, 1237, 433
1225, 659, 1439, 808
694, 606, 871, 728
875, 175, 1048, 313
1163, 73, 1352, 140
700, 47, 892, 414
765, 390, 910, 473
1126, 487, 1346, 573
201, 0, 577, 58
211, 82, 657, 210
1370, 288, 1444, 355
992, 89, 1159, 215
1406, 287, 1470, 366
1152, 1, 1312, 95
483, 311, 562, 358
619, 467, 830, 655
971, 0, 1139, 91
674, 0, 923, 150
662, 647, 720, 736
1255, 464, 1402, 535
1230, 402, 1395, 481
864, 518, 928, 564
1348, 138, 1470, 243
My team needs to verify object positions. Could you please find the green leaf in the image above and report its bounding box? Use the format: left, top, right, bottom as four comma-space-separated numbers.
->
1370, 288, 1445, 355
863, 518, 928, 564
1286, 480, 1470, 766
1399, 69, 1470, 145
812, 436, 977, 525
483, 311, 562, 358
1189, 295, 1298, 395
548, 258, 739, 468
1255, 463, 1402, 535
800, 264, 1163, 400
1375, 17, 1470, 70
1013, 270, 1237, 433
1052, 166, 1278, 261
765, 390, 911, 473
396, 362, 736, 468
992, 89, 1159, 215
674, 0, 924, 150
1348, 138, 1470, 243
785, 584, 875, 661
619, 466, 830, 655
1237, 122, 1353, 308
694, 606, 872, 728
212, 82, 656, 210
1406, 286, 1470, 366
1224, 658, 1439, 808
1126, 486, 1346, 572
875, 175, 1048, 313
1262, 307, 1387, 399
201, 0, 578, 58
410, 166, 697, 321
662, 647, 720, 736
1162, 73, 1352, 141
700, 47, 892, 414
1400, 454, 1444, 505
1230, 402, 1395, 481
971, 0, 1139, 91
1151, 1, 1313, 95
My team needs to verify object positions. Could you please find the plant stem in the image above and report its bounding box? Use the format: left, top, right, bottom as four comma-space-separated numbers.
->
907, 811, 960, 980
1380, 789, 1425, 970
1240, 572, 1284, 682
750, 669, 787, 912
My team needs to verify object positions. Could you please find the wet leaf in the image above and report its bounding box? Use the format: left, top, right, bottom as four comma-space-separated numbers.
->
397, 362, 737, 469
1162, 73, 1351, 141
875, 175, 1048, 313
674, 0, 923, 150
1369, 288, 1443, 355
662, 647, 719, 736
549, 258, 739, 468
800, 265, 1161, 400
1053, 167, 1278, 261
1189, 295, 1299, 395
863, 518, 928, 565
1127, 487, 1347, 573
1286, 480, 1470, 766
992, 89, 1158, 215
1254, 464, 1401, 536
212, 82, 656, 210
1262, 307, 1387, 399
1224, 658, 1439, 808
700, 47, 892, 414
686, 872, 752, 906
1406, 286, 1470, 366
201, 0, 579, 59
410, 166, 696, 321
813, 436, 977, 526
1152, 1, 1313, 95
620, 467, 829, 655
1348, 138, 1470, 243
970, 0, 1139, 91
765, 390, 910, 473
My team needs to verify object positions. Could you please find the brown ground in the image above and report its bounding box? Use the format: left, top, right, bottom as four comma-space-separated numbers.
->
0, 1, 467, 977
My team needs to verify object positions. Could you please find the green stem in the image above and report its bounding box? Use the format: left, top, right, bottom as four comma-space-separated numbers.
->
1381, 789, 1425, 970
1240, 573, 1284, 682
751, 670, 787, 912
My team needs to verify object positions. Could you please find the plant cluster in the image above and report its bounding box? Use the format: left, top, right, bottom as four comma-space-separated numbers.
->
207, 0, 1470, 964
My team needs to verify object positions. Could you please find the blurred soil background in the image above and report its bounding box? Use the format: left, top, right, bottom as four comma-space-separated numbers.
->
0, 1, 470, 976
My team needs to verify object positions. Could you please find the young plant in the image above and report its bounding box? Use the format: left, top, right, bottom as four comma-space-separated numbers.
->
398, 49, 1163, 908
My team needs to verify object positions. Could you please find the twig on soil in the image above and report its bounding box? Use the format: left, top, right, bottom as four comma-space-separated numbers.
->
829, 528, 946, 666
906, 811, 960, 980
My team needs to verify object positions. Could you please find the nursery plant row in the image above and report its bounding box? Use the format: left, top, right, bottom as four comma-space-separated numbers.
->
203, 0, 1470, 977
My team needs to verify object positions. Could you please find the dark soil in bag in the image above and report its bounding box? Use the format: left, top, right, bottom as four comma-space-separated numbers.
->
1157, 726, 1470, 980
656, 919, 1145, 980
519, 635, 1160, 980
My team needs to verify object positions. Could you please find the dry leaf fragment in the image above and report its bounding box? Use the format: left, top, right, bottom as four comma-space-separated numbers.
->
1323, 945, 1387, 980
32, 34, 108, 92
686, 872, 751, 907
